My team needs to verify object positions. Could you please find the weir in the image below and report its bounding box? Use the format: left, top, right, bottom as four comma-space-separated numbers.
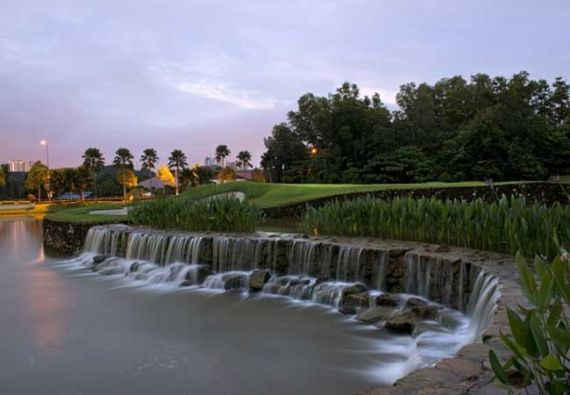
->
72, 225, 500, 342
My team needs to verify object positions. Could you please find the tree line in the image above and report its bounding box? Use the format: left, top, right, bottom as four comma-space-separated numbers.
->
0, 145, 258, 200
261, 72, 570, 183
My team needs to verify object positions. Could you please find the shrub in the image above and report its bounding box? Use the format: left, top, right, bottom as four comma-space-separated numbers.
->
129, 196, 260, 233
489, 251, 570, 394
302, 195, 569, 257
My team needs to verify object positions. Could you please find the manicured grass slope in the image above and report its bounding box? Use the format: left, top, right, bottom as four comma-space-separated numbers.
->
45, 202, 127, 223
181, 180, 525, 209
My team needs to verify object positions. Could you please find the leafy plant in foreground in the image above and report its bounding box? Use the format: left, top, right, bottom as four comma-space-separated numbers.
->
489, 251, 570, 394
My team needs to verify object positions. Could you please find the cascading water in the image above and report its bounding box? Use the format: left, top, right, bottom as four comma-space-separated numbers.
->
70, 225, 500, 346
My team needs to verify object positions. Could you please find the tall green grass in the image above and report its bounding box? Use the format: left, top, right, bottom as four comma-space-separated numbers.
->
129, 197, 261, 233
303, 196, 570, 257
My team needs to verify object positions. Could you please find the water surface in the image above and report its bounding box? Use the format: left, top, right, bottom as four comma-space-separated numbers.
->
0, 217, 424, 395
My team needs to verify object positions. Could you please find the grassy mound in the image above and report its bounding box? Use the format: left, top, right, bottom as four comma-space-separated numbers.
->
180, 180, 523, 209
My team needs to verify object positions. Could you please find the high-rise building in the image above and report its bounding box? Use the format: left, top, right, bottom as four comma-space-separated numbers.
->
204, 157, 220, 167
8, 160, 34, 173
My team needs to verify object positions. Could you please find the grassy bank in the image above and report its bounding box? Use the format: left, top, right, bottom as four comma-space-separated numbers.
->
44, 202, 127, 223
180, 180, 526, 209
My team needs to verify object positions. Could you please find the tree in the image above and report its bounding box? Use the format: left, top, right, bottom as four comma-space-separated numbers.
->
236, 150, 253, 177
251, 168, 266, 183
168, 149, 188, 196
0, 166, 5, 187
156, 165, 175, 187
113, 148, 134, 169
140, 148, 159, 178
76, 166, 93, 199
180, 164, 200, 189
215, 145, 231, 167
116, 168, 137, 200
261, 123, 308, 182
82, 148, 105, 197
25, 162, 49, 201
217, 167, 236, 183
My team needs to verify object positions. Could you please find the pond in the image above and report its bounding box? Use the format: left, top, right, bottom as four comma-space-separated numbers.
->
0, 217, 478, 395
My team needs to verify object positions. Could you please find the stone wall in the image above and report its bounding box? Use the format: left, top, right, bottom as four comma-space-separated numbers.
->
264, 181, 569, 217
43, 219, 99, 256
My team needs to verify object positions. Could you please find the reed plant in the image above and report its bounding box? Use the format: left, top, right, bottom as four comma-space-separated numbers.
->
129, 196, 261, 233
303, 195, 569, 257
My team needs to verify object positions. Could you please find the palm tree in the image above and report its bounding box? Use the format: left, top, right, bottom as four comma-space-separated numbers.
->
82, 147, 105, 197
113, 148, 134, 169
113, 148, 134, 199
236, 150, 252, 178
140, 148, 159, 178
215, 145, 231, 168
168, 149, 188, 196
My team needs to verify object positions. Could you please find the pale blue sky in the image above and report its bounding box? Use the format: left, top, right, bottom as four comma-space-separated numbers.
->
1, 0, 569, 167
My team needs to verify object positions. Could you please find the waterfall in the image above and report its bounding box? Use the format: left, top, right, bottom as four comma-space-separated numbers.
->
465, 271, 500, 340
77, 225, 501, 339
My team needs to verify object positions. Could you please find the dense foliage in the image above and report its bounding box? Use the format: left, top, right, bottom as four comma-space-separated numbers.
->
129, 196, 260, 232
262, 73, 570, 183
489, 252, 570, 394
302, 196, 570, 257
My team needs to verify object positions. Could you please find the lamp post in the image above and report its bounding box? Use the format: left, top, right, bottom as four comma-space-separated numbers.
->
40, 140, 51, 200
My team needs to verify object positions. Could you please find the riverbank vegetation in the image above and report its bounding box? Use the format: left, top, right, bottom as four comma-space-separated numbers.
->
261, 73, 570, 184
129, 196, 260, 232
303, 196, 570, 257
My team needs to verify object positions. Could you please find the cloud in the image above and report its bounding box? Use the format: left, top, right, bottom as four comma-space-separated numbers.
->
358, 86, 399, 106
176, 80, 278, 110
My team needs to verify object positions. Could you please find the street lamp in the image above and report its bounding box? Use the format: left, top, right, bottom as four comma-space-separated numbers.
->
40, 140, 49, 168
40, 139, 51, 200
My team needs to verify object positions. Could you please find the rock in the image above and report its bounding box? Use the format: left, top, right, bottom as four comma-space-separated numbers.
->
376, 293, 400, 307
179, 280, 193, 287
222, 273, 246, 290
435, 244, 451, 253
129, 261, 141, 272
249, 270, 271, 292
339, 306, 358, 315
263, 283, 282, 295
97, 266, 125, 276
409, 304, 440, 320
185, 265, 212, 285
93, 255, 108, 264
385, 311, 418, 334
356, 306, 395, 324
438, 310, 464, 329
346, 292, 370, 308
338, 284, 368, 312
404, 297, 428, 308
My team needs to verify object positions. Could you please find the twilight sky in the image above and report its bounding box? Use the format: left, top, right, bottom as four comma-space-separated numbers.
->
1, 0, 569, 168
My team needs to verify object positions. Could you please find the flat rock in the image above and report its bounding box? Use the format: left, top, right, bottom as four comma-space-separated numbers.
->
376, 293, 400, 307
356, 306, 395, 324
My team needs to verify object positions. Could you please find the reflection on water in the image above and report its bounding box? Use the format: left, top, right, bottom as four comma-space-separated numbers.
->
0, 217, 68, 351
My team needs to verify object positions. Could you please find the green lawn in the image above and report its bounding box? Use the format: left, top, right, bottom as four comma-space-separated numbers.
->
180, 180, 527, 209
45, 202, 128, 223
561, 175, 570, 184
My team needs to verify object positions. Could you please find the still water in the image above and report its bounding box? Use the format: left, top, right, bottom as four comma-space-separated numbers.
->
0, 217, 427, 395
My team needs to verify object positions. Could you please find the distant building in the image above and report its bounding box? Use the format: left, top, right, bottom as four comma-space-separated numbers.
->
204, 157, 220, 167
138, 177, 166, 189
226, 161, 238, 169
8, 160, 34, 173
